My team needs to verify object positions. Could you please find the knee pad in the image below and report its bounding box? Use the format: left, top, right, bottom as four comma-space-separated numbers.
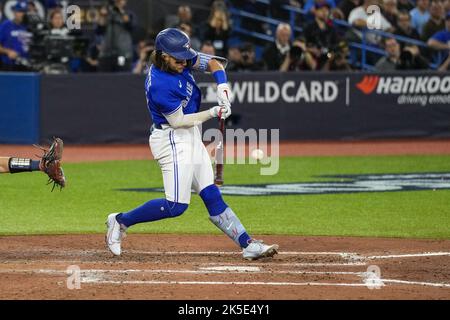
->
166, 201, 188, 217
199, 184, 227, 216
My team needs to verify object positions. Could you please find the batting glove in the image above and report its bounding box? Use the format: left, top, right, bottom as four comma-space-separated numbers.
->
217, 83, 232, 109
209, 105, 232, 120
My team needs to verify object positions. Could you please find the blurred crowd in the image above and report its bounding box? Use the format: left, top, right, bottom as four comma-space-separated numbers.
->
0, 0, 449, 73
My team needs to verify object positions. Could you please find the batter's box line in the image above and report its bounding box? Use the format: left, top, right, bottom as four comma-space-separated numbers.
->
6, 249, 361, 259
78, 279, 450, 288
2, 269, 448, 288
125, 250, 365, 263
3, 268, 449, 289
125, 250, 360, 256
202, 262, 367, 267
0, 268, 366, 277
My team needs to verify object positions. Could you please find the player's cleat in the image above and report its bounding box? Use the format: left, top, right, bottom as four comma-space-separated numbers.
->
105, 213, 127, 256
242, 239, 279, 261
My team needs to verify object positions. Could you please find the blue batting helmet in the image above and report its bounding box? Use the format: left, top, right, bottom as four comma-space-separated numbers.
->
155, 28, 197, 60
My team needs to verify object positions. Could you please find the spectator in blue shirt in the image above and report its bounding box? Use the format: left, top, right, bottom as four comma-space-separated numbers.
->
410, 0, 431, 36
0, 1, 32, 71
427, 11, 450, 50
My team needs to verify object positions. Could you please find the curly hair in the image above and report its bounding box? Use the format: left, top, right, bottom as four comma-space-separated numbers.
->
150, 50, 171, 72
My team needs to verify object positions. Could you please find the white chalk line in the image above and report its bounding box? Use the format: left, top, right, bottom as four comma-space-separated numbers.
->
366, 252, 450, 260
1, 260, 366, 267
10, 249, 358, 256
202, 262, 367, 267
78, 279, 450, 288
126, 250, 361, 257
2, 268, 449, 289
381, 279, 450, 288
0, 268, 365, 276
80, 279, 372, 287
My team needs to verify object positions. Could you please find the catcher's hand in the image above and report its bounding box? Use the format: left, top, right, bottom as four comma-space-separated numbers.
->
35, 137, 66, 191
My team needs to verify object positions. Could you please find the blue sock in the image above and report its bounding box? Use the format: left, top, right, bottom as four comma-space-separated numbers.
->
116, 199, 188, 227
238, 233, 252, 248
200, 184, 252, 248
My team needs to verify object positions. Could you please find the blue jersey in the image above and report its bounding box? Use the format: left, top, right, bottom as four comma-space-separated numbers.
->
145, 65, 201, 126
431, 30, 450, 45
0, 20, 31, 65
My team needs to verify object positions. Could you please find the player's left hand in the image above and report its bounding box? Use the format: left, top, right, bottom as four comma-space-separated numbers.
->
35, 137, 66, 191
209, 105, 231, 120
219, 104, 231, 120
217, 83, 232, 109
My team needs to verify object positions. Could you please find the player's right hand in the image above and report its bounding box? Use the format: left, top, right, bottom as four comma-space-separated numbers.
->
209, 105, 231, 120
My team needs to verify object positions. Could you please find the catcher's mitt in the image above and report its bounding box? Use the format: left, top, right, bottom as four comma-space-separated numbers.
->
35, 137, 66, 191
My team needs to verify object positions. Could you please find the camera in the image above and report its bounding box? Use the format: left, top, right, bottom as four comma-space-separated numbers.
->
289, 46, 303, 60
27, 29, 76, 73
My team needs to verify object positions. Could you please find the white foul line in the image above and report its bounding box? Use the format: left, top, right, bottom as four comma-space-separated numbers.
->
80, 279, 450, 288
0, 268, 365, 276
366, 252, 450, 260
381, 279, 450, 288
80, 279, 371, 287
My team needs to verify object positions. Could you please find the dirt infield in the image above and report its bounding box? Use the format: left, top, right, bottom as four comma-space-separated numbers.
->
0, 234, 448, 300
1, 139, 450, 162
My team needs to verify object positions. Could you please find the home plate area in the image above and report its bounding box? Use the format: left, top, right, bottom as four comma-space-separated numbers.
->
0, 235, 449, 299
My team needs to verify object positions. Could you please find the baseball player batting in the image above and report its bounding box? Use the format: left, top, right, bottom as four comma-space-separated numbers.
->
106, 28, 279, 260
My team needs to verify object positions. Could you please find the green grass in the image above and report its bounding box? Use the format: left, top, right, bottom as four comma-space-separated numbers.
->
0, 155, 449, 238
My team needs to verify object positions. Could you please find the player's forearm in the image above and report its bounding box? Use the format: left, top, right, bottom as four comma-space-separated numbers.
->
427, 39, 450, 51
165, 108, 214, 128
0, 157, 42, 174
208, 58, 225, 73
0, 45, 12, 55
0, 157, 10, 173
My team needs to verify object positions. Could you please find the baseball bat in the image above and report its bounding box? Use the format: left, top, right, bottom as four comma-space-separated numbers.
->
214, 117, 225, 186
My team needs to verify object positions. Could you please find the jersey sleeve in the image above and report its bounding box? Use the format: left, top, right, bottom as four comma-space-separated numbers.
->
431, 31, 448, 43
191, 55, 198, 68
151, 85, 184, 116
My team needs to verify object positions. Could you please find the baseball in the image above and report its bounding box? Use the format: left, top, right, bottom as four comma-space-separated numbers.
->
251, 148, 264, 160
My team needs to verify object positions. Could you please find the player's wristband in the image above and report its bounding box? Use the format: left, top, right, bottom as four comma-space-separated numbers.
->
213, 70, 227, 85
196, 53, 229, 73
8, 157, 40, 173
